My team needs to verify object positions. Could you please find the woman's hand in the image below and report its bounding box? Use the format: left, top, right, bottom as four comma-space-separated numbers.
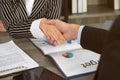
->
0, 21, 6, 32
40, 19, 67, 45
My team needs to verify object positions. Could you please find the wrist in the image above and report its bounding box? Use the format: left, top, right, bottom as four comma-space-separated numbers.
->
71, 24, 80, 39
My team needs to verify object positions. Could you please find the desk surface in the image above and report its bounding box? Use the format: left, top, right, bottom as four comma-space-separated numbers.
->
0, 32, 95, 80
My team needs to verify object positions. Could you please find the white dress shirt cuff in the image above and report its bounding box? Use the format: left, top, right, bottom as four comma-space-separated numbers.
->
30, 19, 44, 39
77, 25, 85, 44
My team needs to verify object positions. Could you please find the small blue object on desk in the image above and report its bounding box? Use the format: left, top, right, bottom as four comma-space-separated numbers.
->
67, 40, 71, 44
43, 40, 55, 46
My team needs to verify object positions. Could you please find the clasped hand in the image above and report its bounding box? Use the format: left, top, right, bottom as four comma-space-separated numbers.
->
40, 19, 80, 45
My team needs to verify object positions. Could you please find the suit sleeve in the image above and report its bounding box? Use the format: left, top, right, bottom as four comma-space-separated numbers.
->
93, 15, 120, 80
81, 26, 108, 54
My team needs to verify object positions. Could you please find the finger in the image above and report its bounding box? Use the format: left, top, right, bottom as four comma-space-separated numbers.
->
43, 30, 58, 43
53, 41, 58, 45
41, 24, 65, 44
54, 29, 67, 42
45, 35, 51, 41
48, 39, 56, 45
50, 30, 67, 45
47, 28, 60, 41
58, 39, 66, 45
46, 19, 58, 25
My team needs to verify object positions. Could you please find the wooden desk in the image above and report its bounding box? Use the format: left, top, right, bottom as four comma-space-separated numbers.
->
0, 32, 95, 80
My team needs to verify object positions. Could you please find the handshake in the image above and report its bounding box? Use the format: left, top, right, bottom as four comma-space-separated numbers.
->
40, 19, 80, 45
0, 19, 80, 46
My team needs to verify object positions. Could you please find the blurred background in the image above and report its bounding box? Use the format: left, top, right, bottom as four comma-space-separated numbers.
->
61, 0, 120, 30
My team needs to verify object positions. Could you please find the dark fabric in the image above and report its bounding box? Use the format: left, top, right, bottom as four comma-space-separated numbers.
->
81, 26, 108, 54
13, 67, 65, 80
0, 0, 62, 38
95, 15, 120, 80
81, 15, 120, 80
13, 67, 43, 80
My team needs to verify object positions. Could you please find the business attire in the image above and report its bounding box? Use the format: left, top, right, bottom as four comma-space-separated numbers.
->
0, 0, 62, 38
80, 15, 120, 80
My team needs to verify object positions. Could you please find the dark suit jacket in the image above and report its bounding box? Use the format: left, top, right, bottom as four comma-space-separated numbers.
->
81, 15, 120, 80
0, 0, 62, 38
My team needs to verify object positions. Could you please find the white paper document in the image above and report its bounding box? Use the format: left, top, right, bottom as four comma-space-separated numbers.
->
0, 41, 39, 76
49, 49, 100, 78
30, 39, 82, 55
30, 38, 100, 79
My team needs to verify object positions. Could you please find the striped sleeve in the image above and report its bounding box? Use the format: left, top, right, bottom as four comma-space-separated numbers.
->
0, 1, 33, 38
0, 2, 1, 20
45, 0, 62, 19
8, 20, 34, 38
0, 0, 62, 38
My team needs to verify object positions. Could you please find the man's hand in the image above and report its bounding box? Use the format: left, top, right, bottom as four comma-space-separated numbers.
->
0, 20, 6, 32
47, 19, 80, 41
40, 19, 67, 45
